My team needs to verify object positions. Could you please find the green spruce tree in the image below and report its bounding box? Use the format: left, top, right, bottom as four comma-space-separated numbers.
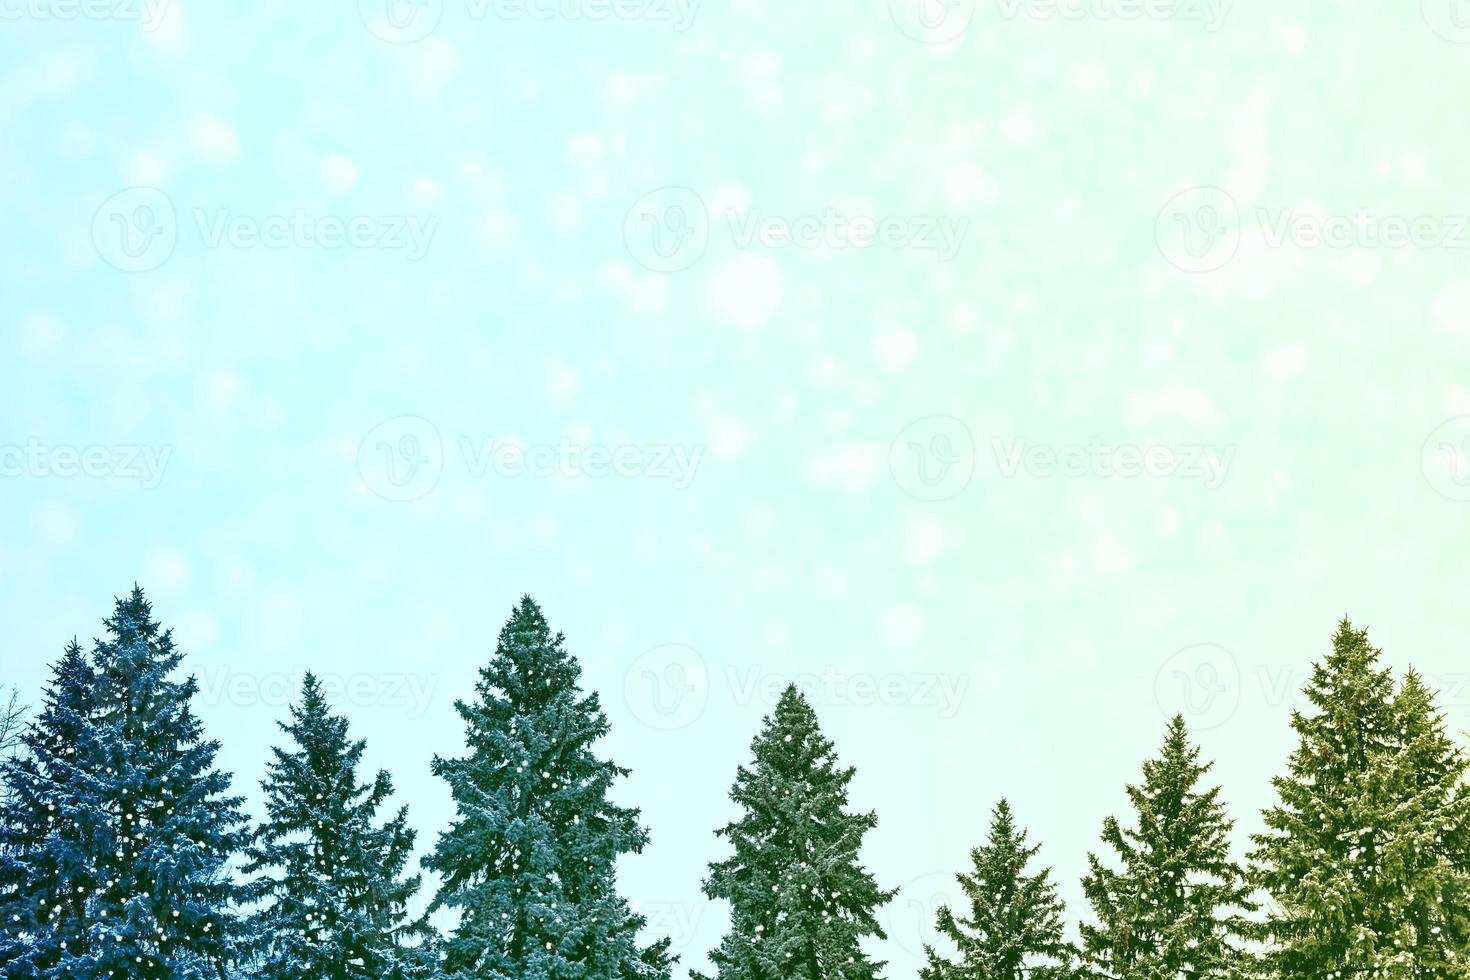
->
1252, 621, 1470, 979
423, 596, 669, 980
697, 684, 896, 980
1080, 714, 1253, 980
244, 672, 432, 978
921, 798, 1075, 980
1382, 670, 1470, 975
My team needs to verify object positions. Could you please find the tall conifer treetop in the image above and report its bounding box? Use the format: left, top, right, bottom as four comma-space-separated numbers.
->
0, 586, 249, 979
244, 672, 431, 978
423, 595, 668, 980
698, 684, 896, 980
1385, 669, 1470, 973
1080, 714, 1254, 980
0, 641, 96, 976
921, 798, 1075, 980
1251, 621, 1470, 979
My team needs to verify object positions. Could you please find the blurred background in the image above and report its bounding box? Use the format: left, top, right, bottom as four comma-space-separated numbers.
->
3, 0, 1470, 974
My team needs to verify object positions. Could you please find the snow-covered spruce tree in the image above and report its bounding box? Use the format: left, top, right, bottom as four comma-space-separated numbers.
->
243, 672, 432, 979
1382, 670, 1470, 975
0, 642, 97, 976
422, 596, 669, 980
1079, 714, 1254, 980
1251, 621, 1470, 979
696, 684, 896, 980
1, 587, 249, 978
921, 798, 1075, 980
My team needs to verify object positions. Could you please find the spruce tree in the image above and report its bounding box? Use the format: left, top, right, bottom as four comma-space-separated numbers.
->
1382, 670, 1470, 975
0, 643, 97, 976
1079, 714, 1253, 980
243, 672, 432, 978
1251, 621, 1470, 978
921, 799, 1074, 980
0, 587, 249, 978
697, 684, 896, 980
423, 595, 669, 980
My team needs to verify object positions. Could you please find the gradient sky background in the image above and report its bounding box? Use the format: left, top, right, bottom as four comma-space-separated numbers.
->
4, 1, 1470, 975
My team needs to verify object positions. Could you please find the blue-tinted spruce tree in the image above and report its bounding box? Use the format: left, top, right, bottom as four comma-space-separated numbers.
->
697, 685, 896, 980
0, 587, 249, 978
1251, 623, 1470, 978
1080, 715, 1254, 980
0, 642, 96, 976
423, 596, 670, 980
921, 799, 1075, 980
243, 672, 434, 978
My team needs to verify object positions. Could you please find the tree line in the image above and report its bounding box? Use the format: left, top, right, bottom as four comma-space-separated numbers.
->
1, 586, 1466, 979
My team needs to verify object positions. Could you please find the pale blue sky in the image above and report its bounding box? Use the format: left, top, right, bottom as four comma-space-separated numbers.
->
4, 2, 1470, 975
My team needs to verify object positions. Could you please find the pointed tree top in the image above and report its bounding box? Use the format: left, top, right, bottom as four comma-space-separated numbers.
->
989, 797, 1017, 836
103, 584, 167, 646
495, 595, 553, 645
778, 682, 808, 706
1163, 713, 1193, 749
768, 684, 824, 740
295, 671, 330, 715
122, 583, 151, 614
